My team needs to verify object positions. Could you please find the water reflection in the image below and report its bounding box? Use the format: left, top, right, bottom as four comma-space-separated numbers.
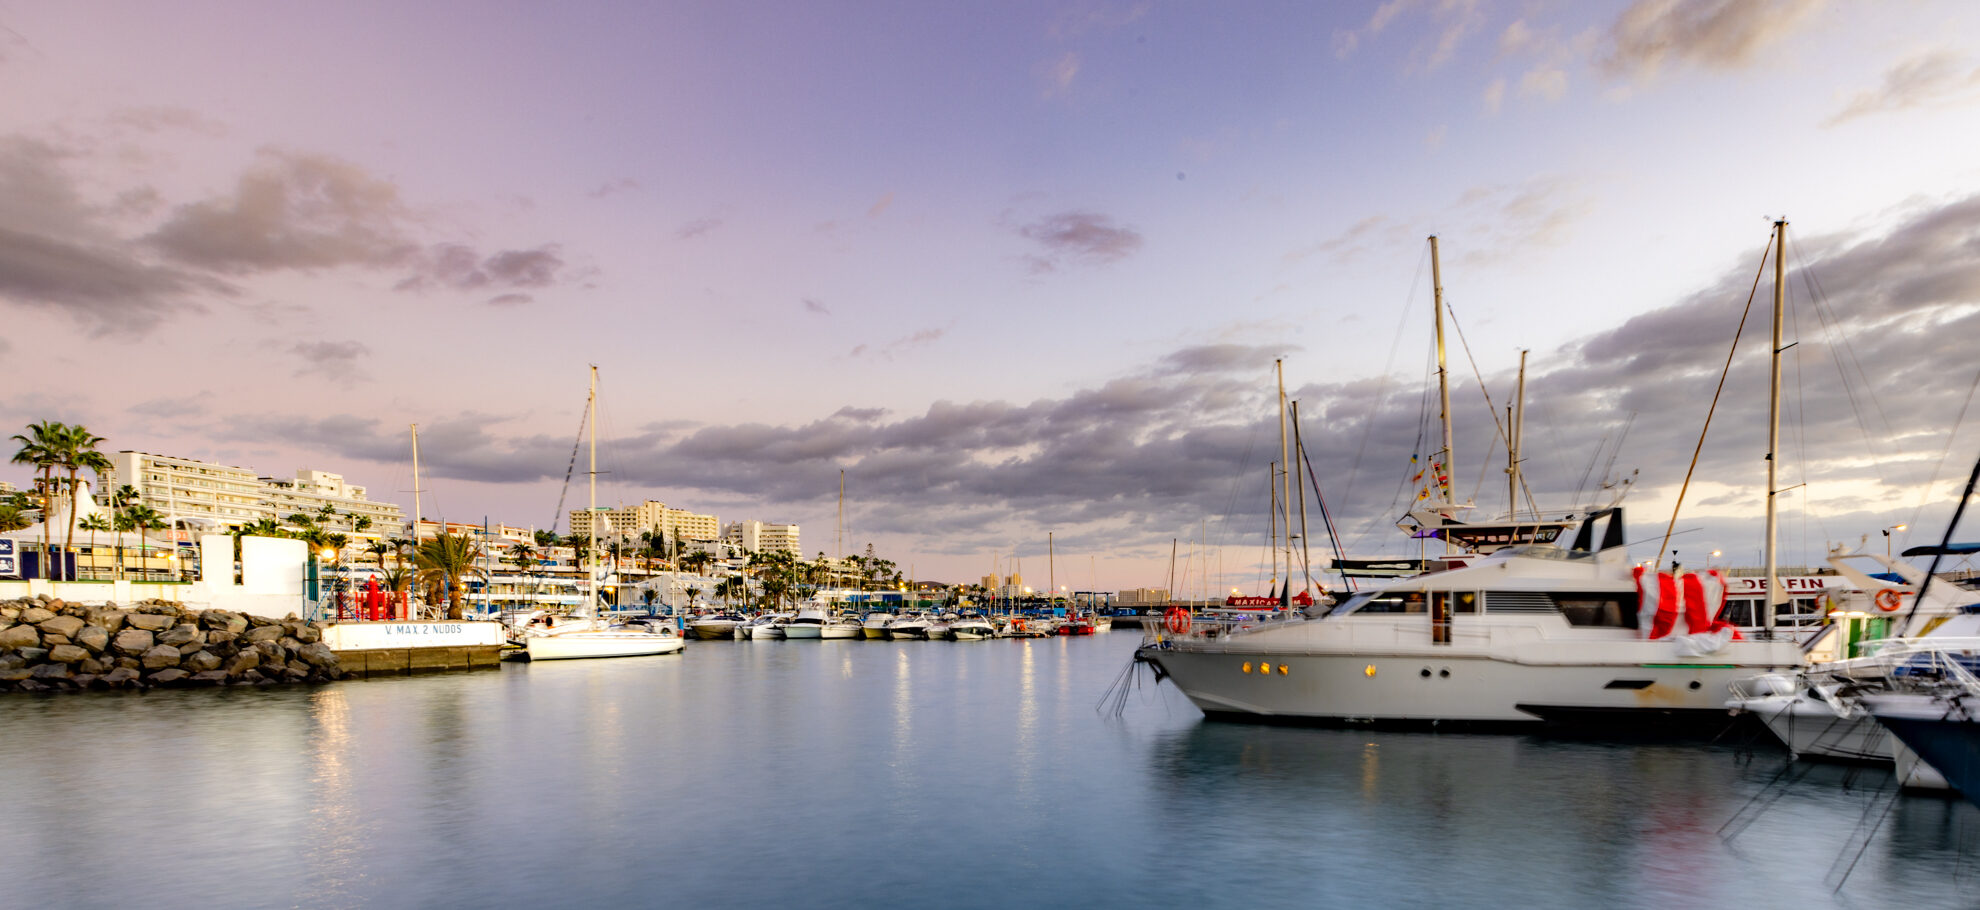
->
0, 634, 1973, 909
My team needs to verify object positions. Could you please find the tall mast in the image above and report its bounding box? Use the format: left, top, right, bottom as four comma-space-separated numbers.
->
1509, 349, 1527, 520
1275, 359, 1293, 588
1291, 401, 1312, 600
588, 365, 598, 608
1048, 531, 1055, 607
1764, 221, 1786, 634
837, 469, 845, 584
1430, 236, 1455, 555
409, 423, 421, 621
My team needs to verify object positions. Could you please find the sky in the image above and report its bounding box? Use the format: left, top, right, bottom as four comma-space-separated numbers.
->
5, 0, 1980, 592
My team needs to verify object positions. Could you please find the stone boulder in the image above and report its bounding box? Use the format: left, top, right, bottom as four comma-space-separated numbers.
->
225, 651, 260, 676
188, 670, 229, 687
111, 629, 155, 656
18, 606, 56, 625
74, 625, 109, 654
89, 610, 128, 634
140, 645, 182, 670
124, 613, 174, 632
101, 667, 140, 688
17, 647, 48, 663
197, 611, 250, 635
244, 625, 284, 644
37, 614, 85, 639
296, 642, 339, 669
146, 668, 188, 686
0, 624, 38, 649
0, 668, 29, 682
293, 624, 322, 644
77, 657, 107, 675
183, 650, 222, 673
28, 662, 72, 681
159, 625, 203, 648
205, 629, 238, 646
47, 644, 88, 664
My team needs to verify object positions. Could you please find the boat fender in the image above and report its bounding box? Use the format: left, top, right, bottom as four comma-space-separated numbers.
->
1875, 588, 1903, 612
1163, 607, 1191, 636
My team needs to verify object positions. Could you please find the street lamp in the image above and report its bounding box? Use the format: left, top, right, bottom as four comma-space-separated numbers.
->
1709, 550, 1721, 570
1883, 524, 1907, 559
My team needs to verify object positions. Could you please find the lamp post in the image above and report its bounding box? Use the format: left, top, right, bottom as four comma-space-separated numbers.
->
1883, 524, 1907, 559
1709, 550, 1722, 571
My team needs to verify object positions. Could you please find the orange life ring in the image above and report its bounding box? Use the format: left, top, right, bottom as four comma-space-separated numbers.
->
1164, 607, 1191, 635
1874, 588, 1903, 612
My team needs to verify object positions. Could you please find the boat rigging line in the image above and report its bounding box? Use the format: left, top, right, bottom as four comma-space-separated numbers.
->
1654, 228, 1774, 572
549, 389, 591, 535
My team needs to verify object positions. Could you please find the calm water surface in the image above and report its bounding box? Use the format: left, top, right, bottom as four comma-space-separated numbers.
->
3, 633, 1976, 909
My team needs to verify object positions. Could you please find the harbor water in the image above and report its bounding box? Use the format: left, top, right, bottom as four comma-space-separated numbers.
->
3, 632, 1976, 909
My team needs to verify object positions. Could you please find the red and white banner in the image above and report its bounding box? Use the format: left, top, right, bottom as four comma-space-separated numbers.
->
1633, 567, 1742, 655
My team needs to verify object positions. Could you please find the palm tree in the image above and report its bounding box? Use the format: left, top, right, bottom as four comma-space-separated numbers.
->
316, 503, 339, 527
679, 549, 714, 577
10, 420, 62, 578
238, 517, 287, 538
508, 542, 539, 611
79, 513, 111, 579
416, 532, 482, 620
353, 514, 373, 536
123, 504, 164, 578
716, 575, 745, 608
58, 424, 111, 577
0, 492, 31, 532
533, 529, 560, 548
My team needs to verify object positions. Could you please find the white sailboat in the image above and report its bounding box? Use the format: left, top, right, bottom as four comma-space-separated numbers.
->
522, 367, 685, 660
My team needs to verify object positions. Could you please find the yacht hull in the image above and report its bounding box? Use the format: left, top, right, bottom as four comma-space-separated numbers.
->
783, 624, 824, 640
525, 632, 685, 660
1139, 629, 1801, 728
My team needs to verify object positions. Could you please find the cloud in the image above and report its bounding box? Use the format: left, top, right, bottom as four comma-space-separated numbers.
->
147, 149, 420, 273
1601, 0, 1824, 81
803, 297, 831, 316
676, 217, 722, 240
126, 395, 206, 419
0, 136, 220, 334
218, 198, 1980, 568
849, 327, 943, 361
1017, 211, 1143, 272
1334, 0, 1484, 73
1452, 176, 1592, 264
290, 339, 370, 379
1038, 51, 1081, 97
1482, 77, 1507, 113
1827, 49, 1980, 125
1519, 66, 1569, 101
397, 243, 564, 293
487, 293, 532, 307
105, 106, 228, 137
866, 192, 894, 218
587, 177, 639, 199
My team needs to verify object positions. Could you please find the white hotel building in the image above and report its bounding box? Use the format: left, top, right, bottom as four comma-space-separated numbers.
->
107, 452, 403, 537
721, 519, 801, 558
568, 500, 720, 545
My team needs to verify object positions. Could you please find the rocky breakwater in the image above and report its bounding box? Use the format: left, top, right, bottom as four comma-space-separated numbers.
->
0, 596, 348, 692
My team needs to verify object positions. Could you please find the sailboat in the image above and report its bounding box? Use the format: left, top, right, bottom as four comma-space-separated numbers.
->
520, 367, 686, 660
1137, 228, 1809, 727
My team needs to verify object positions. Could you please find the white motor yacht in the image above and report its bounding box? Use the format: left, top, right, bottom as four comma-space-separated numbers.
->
861, 612, 894, 639
822, 614, 862, 639
690, 612, 746, 640
784, 607, 827, 639
1137, 510, 1805, 728
520, 614, 685, 660
741, 613, 790, 640
887, 612, 931, 640
950, 613, 997, 640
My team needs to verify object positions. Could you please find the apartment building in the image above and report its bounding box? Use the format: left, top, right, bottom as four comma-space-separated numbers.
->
263, 469, 405, 540
568, 500, 719, 544
720, 519, 801, 557
108, 451, 275, 529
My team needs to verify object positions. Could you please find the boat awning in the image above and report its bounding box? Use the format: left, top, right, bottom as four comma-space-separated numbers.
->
1901, 543, 1980, 557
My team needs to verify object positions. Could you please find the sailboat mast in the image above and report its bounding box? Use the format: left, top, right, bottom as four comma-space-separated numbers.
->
1430, 236, 1455, 556
1048, 532, 1055, 609
1510, 349, 1527, 521
1275, 359, 1293, 585
588, 365, 598, 607
409, 423, 421, 621
1763, 221, 1786, 634
1291, 401, 1312, 599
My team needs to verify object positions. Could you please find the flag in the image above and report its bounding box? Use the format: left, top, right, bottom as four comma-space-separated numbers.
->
1633, 566, 1742, 654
